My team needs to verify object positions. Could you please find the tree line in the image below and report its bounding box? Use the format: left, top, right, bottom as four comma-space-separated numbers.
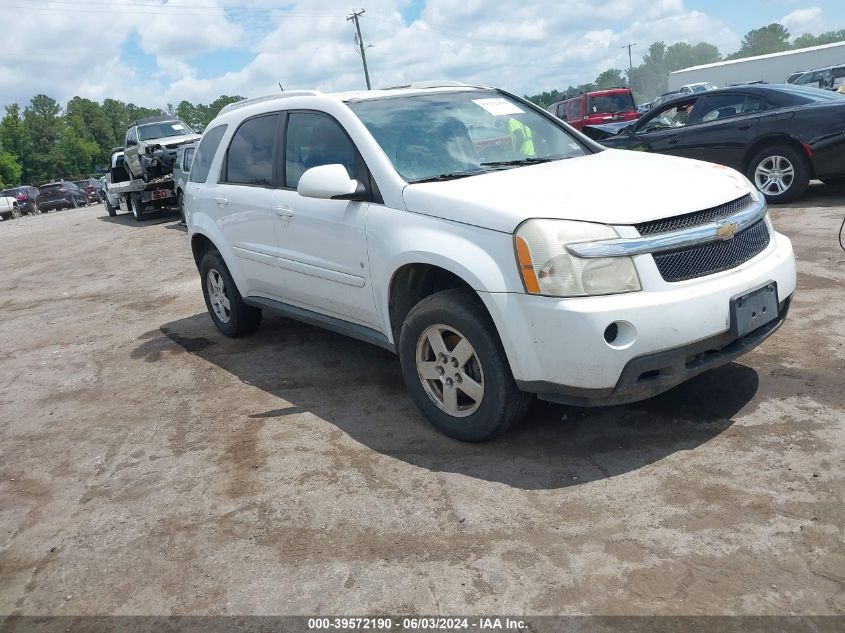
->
0, 95, 243, 188
525, 25, 845, 109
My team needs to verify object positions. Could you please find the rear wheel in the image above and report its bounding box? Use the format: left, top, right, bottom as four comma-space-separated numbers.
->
200, 250, 262, 337
130, 192, 145, 221
10, 205, 21, 219
177, 191, 186, 223
29, 202, 41, 215
747, 145, 810, 204
398, 288, 531, 441
105, 197, 117, 217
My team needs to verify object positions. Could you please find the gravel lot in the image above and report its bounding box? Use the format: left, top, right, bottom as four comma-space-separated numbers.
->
1, 188, 843, 617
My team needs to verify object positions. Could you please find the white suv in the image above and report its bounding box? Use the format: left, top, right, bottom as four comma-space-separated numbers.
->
184, 82, 795, 441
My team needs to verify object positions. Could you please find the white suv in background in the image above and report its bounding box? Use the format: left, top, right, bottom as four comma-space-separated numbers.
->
184, 82, 795, 441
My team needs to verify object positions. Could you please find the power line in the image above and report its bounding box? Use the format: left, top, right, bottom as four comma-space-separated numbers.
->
347, 8, 371, 90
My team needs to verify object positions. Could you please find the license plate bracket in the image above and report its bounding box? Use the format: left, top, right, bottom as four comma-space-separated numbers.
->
730, 281, 779, 338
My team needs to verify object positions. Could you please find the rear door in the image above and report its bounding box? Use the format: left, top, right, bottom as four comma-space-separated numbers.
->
212, 113, 286, 298
679, 93, 763, 169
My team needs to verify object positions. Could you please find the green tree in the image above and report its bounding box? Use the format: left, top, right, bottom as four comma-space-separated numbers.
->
23, 94, 65, 183
0, 103, 29, 179
793, 29, 845, 49
0, 150, 22, 188
595, 68, 625, 89
729, 23, 791, 59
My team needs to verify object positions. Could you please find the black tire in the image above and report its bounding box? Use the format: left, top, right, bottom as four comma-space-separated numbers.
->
177, 190, 185, 223
746, 145, 810, 204
29, 202, 41, 215
199, 250, 262, 337
130, 192, 145, 221
70, 197, 78, 209
105, 197, 117, 217
10, 205, 21, 219
398, 288, 532, 442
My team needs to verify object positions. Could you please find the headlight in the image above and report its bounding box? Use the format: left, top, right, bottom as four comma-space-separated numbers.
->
515, 219, 641, 297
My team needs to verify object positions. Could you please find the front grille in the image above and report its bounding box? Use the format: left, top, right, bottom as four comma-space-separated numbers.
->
653, 220, 770, 282
636, 194, 754, 236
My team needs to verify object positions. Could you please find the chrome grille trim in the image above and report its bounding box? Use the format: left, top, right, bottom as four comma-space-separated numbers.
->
566, 197, 767, 259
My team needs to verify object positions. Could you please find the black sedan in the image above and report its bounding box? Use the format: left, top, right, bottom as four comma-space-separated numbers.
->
582, 84, 845, 203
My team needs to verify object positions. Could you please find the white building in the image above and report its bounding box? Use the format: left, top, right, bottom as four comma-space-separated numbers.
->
667, 41, 845, 91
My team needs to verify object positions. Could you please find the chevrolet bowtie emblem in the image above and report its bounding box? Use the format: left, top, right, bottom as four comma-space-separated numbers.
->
716, 222, 738, 240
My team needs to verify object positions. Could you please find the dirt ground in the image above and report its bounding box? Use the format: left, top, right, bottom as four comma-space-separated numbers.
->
0, 186, 843, 617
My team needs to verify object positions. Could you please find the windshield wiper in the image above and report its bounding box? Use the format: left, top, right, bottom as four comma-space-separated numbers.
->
410, 170, 483, 183
480, 156, 563, 167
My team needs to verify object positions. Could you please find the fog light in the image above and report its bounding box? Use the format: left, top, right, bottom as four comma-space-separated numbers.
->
604, 323, 619, 343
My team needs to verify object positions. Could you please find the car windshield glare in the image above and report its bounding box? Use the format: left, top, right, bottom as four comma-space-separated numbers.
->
347, 91, 586, 183
138, 120, 194, 141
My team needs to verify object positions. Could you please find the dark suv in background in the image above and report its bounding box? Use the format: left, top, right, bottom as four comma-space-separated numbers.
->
73, 179, 104, 203
38, 182, 89, 211
1, 186, 42, 215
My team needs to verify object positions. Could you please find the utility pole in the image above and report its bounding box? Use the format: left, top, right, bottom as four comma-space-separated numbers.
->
347, 9, 371, 90
621, 42, 636, 71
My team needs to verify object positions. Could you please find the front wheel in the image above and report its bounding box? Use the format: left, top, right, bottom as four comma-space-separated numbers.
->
29, 202, 41, 215
398, 288, 531, 441
177, 191, 185, 223
10, 205, 21, 219
105, 197, 117, 217
747, 145, 810, 204
200, 250, 262, 337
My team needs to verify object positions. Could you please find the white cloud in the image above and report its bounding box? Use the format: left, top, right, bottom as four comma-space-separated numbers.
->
780, 7, 825, 37
0, 0, 747, 111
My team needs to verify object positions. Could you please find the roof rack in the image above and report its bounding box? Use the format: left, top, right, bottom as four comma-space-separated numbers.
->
383, 80, 471, 90
218, 91, 322, 115
130, 115, 178, 127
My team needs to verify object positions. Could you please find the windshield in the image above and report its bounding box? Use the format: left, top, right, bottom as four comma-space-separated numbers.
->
347, 90, 587, 183
587, 92, 635, 114
138, 120, 194, 141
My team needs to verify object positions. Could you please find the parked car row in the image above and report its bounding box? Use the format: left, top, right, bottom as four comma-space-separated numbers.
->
0, 180, 105, 221
579, 84, 845, 204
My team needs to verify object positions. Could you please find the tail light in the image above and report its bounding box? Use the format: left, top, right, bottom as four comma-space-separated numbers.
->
59, 187, 67, 192
16, 194, 27, 201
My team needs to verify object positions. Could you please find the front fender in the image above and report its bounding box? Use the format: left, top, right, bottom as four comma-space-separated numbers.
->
367, 206, 523, 343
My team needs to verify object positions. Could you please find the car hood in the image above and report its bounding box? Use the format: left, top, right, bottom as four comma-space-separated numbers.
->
581, 121, 635, 140
142, 134, 202, 148
401, 149, 755, 233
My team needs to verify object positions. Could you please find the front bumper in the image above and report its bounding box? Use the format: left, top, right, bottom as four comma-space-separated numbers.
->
479, 230, 796, 405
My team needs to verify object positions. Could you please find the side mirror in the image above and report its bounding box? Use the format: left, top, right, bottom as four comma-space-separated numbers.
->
126, 138, 137, 146
297, 164, 366, 201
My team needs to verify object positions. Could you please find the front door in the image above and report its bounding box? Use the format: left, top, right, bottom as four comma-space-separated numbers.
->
272, 111, 378, 329
680, 93, 763, 170
622, 97, 698, 156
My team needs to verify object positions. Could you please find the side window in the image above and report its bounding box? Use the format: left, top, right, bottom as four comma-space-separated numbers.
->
126, 128, 136, 145
699, 94, 749, 122
284, 112, 356, 189
184, 147, 196, 170
223, 114, 278, 186
642, 101, 696, 132
571, 99, 583, 119
189, 124, 227, 183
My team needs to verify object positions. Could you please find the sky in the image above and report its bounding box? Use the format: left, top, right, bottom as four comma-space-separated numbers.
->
1, 0, 844, 111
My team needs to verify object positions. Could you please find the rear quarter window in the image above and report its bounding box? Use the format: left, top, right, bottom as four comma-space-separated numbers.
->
190, 124, 228, 184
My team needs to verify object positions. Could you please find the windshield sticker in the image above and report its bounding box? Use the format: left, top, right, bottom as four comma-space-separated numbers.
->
472, 98, 525, 116
171, 124, 185, 130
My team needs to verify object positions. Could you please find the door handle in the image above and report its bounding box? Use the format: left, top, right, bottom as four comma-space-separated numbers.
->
738, 124, 752, 131
668, 136, 679, 145
215, 196, 228, 206
274, 205, 293, 217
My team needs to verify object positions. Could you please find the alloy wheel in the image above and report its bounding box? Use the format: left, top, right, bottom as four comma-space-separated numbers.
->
206, 268, 232, 324
415, 324, 485, 418
754, 155, 795, 196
